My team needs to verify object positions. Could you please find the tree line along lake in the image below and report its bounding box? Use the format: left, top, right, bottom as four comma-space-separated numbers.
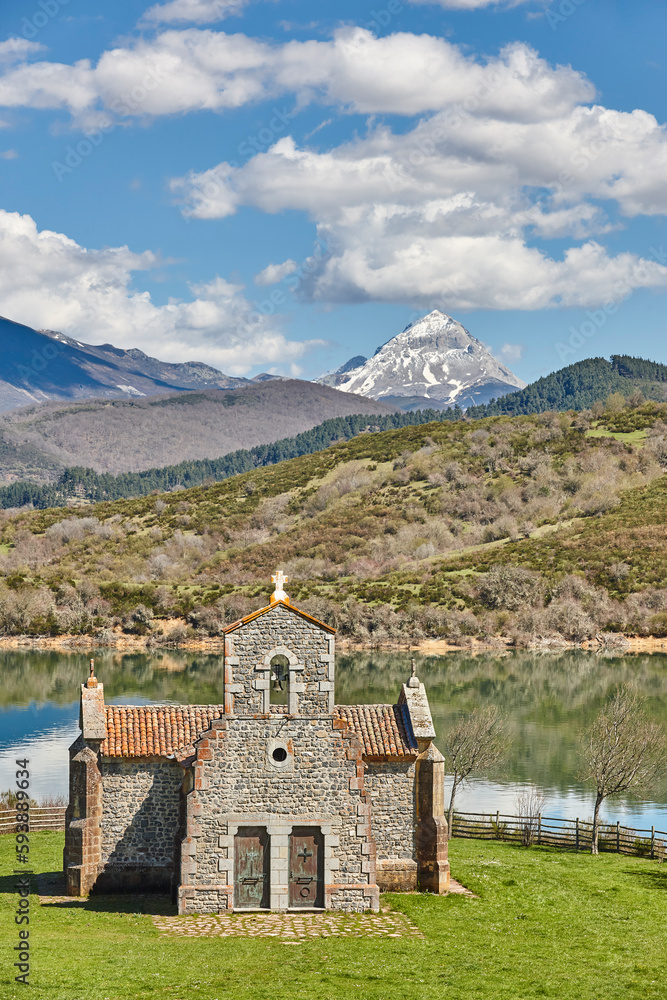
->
1, 648, 666, 829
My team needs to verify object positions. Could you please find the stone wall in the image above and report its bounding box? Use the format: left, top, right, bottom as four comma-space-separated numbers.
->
178, 715, 379, 914
225, 604, 334, 716
365, 761, 418, 892
97, 759, 183, 891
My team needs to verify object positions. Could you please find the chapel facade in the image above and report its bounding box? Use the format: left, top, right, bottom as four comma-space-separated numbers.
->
64, 574, 449, 913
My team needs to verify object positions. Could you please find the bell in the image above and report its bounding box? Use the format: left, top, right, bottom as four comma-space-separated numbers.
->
271, 674, 283, 691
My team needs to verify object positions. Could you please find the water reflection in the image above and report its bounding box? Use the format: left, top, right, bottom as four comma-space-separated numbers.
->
0, 648, 665, 829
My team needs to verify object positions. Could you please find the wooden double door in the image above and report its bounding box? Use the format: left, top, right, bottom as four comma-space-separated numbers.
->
233, 826, 324, 909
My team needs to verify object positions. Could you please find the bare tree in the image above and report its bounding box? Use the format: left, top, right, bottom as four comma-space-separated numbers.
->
444, 706, 508, 839
515, 786, 547, 846
582, 688, 666, 854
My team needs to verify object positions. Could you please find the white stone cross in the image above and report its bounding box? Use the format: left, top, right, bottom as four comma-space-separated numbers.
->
271, 570, 289, 603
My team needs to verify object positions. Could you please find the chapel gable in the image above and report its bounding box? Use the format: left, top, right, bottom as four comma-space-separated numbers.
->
222, 572, 335, 716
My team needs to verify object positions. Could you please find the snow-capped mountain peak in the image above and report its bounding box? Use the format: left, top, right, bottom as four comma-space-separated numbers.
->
315, 311, 525, 411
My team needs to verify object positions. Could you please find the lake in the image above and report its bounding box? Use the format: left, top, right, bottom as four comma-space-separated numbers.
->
1, 648, 666, 830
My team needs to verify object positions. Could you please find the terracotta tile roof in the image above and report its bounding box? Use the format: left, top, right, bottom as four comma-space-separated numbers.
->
334, 704, 418, 761
100, 702, 417, 761
101, 705, 225, 759
223, 599, 336, 635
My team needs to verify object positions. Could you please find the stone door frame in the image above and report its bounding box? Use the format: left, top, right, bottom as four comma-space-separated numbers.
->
221, 814, 340, 911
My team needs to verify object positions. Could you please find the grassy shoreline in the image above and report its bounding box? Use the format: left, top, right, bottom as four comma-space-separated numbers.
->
0, 631, 665, 654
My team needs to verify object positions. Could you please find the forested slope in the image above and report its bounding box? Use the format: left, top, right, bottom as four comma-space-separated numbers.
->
0, 397, 666, 644
0, 405, 463, 509
466, 355, 667, 419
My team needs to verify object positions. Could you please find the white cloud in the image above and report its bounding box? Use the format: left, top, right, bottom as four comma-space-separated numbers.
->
0, 210, 321, 375
254, 259, 298, 285
292, 230, 667, 311
2, 23, 665, 315
143, 0, 247, 24
0, 149, 18, 159
0, 39, 45, 64
499, 343, 524, 362
170, 83, 667, 310
0, 28, 592, 125
142, 0, 274, 25
409, 0, 534, 8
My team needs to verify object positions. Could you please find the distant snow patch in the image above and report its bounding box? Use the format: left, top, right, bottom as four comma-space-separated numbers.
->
116, 385, 146, 396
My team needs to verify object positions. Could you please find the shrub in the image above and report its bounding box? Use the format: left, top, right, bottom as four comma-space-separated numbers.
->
648, 613, 667, 637
477, 565, 544, 611
545, 598, 595, 641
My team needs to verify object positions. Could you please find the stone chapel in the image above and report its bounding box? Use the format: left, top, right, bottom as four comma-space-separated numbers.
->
64, 573, 449, 913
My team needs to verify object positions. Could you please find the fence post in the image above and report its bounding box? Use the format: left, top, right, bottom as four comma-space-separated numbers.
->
651, 826, 655, 860
538, 813, 541, 846
576, 817, 579, 852
616, 821, 620, 853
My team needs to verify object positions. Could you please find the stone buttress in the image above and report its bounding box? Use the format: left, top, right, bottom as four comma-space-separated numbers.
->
63, 662, 105, 895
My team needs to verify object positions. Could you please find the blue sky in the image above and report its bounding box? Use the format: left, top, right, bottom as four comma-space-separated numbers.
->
0, 0, 666, 384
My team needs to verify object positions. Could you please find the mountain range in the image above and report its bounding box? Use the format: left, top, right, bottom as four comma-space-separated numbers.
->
316, 310, 525, 410
0, 309, 524, 416
0, 315, 260, 412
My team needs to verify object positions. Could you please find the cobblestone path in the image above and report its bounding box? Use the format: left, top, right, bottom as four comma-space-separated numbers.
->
152, 909, 424, 939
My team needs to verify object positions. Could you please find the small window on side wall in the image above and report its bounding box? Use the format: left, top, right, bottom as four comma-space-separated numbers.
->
270, 654, 289, 706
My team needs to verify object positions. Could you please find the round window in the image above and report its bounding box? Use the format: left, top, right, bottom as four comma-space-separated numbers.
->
272, 746, 288, 763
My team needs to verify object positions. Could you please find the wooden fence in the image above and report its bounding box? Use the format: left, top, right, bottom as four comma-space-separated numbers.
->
451, 810, 667, 859
0, 806, 66, 835
1, 805, 665, 861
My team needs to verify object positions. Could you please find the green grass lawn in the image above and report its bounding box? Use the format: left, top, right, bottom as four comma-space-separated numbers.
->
586, 428, 648, 445
1, 832, 665, 1000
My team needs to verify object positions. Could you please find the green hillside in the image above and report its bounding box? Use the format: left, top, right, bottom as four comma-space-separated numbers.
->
467, 355, 667, 419
0, 396, 666, 644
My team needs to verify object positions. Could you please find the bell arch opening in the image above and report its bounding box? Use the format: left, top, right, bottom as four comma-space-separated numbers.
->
270, 654, 290, 706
